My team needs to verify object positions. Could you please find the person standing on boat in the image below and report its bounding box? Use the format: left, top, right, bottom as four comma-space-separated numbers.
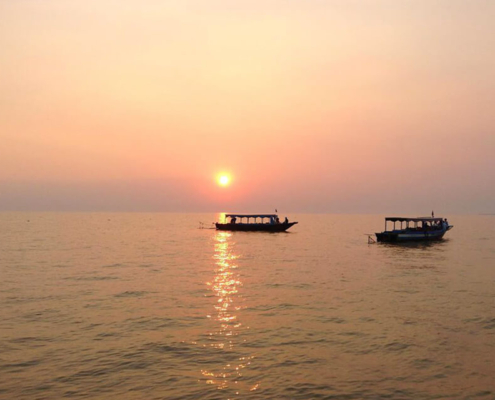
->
284, 217, 289, 224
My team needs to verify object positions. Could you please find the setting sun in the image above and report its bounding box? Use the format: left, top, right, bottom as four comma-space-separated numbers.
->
217, 174, 231, 187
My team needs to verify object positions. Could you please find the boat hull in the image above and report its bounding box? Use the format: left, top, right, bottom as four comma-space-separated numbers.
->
375, 228, 451, 243
215, 222, 297, 232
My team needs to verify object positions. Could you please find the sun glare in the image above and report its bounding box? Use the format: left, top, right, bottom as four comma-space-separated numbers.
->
217, 174, 231, 187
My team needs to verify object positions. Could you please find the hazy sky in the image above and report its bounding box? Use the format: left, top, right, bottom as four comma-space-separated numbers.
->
1, 0, 494, 213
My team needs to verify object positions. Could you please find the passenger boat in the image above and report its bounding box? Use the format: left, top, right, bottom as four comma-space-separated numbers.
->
375, 217, 453, 243
215, 214, 298, 232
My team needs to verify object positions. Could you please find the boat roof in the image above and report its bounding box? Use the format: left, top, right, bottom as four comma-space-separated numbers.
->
226, 214, 277, 218
385, 217, 444, 222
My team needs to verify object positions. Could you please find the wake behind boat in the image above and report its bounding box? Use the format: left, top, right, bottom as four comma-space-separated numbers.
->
216, 214, 298, 232
376, 216, 453, 243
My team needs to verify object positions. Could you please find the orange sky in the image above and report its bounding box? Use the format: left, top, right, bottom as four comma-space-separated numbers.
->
1, 0, 494, 212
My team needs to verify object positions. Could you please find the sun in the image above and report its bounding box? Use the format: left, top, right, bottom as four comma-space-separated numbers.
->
217, 174, 231, 187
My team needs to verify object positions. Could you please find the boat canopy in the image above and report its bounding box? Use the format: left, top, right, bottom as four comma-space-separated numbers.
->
226, 214, 277, 218
385, 217, 444, 223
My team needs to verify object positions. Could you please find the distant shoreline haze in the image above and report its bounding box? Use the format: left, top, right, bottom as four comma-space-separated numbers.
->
0, 179, 491, 215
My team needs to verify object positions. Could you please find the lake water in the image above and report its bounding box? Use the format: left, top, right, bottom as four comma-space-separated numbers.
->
1, 213, 494, 399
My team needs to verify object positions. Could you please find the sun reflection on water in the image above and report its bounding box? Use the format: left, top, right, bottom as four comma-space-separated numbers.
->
199, 231, 258, 394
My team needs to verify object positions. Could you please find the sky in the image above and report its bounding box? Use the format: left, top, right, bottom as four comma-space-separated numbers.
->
1, 0, 494, 213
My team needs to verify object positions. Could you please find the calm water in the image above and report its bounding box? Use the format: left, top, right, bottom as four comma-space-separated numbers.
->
1, 213, 494, 399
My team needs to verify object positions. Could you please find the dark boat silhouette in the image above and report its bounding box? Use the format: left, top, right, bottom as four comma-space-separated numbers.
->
376, 216, 453, 243
216, 214, 298, 232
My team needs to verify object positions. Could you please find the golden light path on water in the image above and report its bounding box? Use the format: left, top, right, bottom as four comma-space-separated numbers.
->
200, 231, 259, 395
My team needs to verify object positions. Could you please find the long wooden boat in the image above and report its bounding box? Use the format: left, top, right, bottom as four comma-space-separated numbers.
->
376, 217, 453, 243
215, 214, 298, 232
